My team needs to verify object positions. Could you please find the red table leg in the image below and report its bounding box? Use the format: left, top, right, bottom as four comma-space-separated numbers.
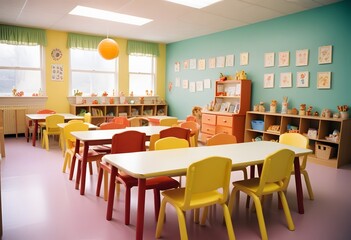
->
294, 157, 304, 214
79, 143, 89, 195
136, 179, 146, 240
69, 139, 80, 180
32, 120, 38, 146
106, 166, 117, 221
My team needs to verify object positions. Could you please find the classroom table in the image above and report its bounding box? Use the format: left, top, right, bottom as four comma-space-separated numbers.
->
103, 141, 312, 240
147, 116, 178, 126
70, 126, 169, 195
25, 113, 83, 147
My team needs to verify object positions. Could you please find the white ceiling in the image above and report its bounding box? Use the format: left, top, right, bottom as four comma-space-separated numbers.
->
0, 0, 342, 44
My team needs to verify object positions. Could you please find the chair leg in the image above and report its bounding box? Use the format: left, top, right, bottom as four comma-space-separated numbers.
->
278, 191, 295, 231
155, 199, 167, 238
200, 207, 208, 225
88, 162, 93, 175
302, 170, 314, 200
252, 194, 268, 240
96, 166, 104, 198
62, 151, 71, 173
175, 207, 188, 240
153, 189, 161, 221
103, 170, 109, 201
125, 187, 131, 225
222, 204, 236, 240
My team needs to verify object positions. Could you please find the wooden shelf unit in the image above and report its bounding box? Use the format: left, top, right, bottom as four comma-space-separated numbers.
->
245, 111, 351, 168
201, 80, 251, 143
70, 103, 167, 126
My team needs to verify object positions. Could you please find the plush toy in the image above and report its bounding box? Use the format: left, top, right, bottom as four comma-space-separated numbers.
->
192, 106, 202, 126
306, 106, 313, 116
299, 104, 306, 116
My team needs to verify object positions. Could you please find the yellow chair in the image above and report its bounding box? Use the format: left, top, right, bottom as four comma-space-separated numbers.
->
159, 117, 178, 126
279, 132, 314, 200
84, 112, 91, 123
180, 121, 200, 147
155, 156, 235, 240
147, 133, 160, 151
155, 137, 189, 186
228, 149, 295, 240
41, 114, 64, 151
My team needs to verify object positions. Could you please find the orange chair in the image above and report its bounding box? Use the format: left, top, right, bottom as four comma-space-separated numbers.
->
111, 116, 130, 128
99, 121, 126, 130
185, 115, 197, 122
128, 116, 149, 127
96, 131, 180, 225
180, 121, 200, 147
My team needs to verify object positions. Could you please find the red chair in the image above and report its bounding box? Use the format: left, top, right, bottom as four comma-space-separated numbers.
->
159, 126, 191, 144
99, 121, 126, 130
96, 131, 180, 225
111, 116, 130, 128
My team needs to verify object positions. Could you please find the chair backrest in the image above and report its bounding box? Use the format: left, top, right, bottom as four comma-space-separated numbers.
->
111, 131, 146, 153
84, 112, 91, 123
159, 127, 190, 142
100, 122, 126, 130
257, 149, 295, 196
185, 115, 197, 122
128, 116, 150, 127
68, 119, 84, 123
112, 116, 130, 127
180, 121, 200, 135
279, 133, 309, 169
159, 117, 178, 126
37, 109, 56, 114
182, 156, 232, 209
206, 133, 237, 146
154, 137, 189, 150
148, 133, 160, 151
63, 122, 89, 148
46, 114, 64, 131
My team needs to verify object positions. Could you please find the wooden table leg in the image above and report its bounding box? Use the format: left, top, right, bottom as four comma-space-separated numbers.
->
136, 179, 146, 240
294, 157, 304, 214
69, 139, 80, 180
32, 120, 38, 146
106, 166, 117, 220
79, 143, 89, 195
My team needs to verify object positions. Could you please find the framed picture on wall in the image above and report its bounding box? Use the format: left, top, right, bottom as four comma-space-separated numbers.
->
240, 52, 249, 66
198, 58, 206, 70
318, 45, 333, 64
296, 49, 309, 66
264, 52, 275, 67
263, 73, 274, 88
279, 51, 290, 67
317, 72, 331, 89
209, 57, 216, 69
225, 54, 234, 67
216, 56, 225, 68
280, 72, 292, 88
296, 71, 309, 87
183, 59, 189, 70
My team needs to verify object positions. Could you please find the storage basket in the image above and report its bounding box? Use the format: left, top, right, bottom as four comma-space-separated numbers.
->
315, 143, 336, 160
251, 120, 264, 131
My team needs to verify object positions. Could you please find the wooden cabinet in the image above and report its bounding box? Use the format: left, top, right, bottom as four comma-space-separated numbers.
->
70, 103, 167, 125
201, 80, 251, 143
245, 111, 351, 168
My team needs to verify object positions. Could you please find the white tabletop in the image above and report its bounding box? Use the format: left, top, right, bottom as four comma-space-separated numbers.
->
26, 113, 83, 120
103, 141, 312, 179
71, 126, 169, 141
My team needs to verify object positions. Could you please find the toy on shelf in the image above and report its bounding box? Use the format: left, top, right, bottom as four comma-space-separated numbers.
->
299, 104, 306, 116
270, 100, 277, 113
219, 73, 227, 81
259, 102, 265, 112
281, 96, 288, 114
306, 106, 313, 116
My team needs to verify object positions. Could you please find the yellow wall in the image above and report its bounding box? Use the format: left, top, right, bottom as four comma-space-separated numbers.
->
44, 30, 166, 112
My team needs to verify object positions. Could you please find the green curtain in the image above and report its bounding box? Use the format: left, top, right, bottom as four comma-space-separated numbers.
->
67, 33, 105, 50
127, 40, 159, 56
0, 24, 47, 46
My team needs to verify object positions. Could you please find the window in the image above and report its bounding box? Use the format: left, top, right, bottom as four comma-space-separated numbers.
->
129, 55, 156, 96
70, 48, 117, 96
0, 43, 43, 96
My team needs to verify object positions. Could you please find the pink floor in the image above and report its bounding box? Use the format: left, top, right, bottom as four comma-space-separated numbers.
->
1, 136, 351, 240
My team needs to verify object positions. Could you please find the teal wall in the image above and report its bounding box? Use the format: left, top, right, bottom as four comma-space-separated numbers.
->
165, 1, 351, 119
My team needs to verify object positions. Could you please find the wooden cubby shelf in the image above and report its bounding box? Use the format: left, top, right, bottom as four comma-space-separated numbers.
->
245, 111, 351, 168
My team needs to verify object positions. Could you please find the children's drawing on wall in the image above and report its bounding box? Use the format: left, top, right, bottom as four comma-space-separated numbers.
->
204, 78, 211, 89
174, 61, 180, 72
317, 72, 331, 89
264, 73, 274, 88
175, 77, 180, 87
296, 71, 309, 87
225, 54, 234, 67
198, 58, 206, 70
182, 79, 189, 89
279, 51, 290, 67
196, 81, 203, 92
318, 45, 332, 64
240, 52, 249, 66
296, 49, 309, 66
264, 52, 275, 67
280, 72, 292, 88
168, 82, 173, 92
183, 59, 189, 70
209, 57, 216, 69
189, 58, 196, 69
189, 82, 196, 92
216, 56, 225, 68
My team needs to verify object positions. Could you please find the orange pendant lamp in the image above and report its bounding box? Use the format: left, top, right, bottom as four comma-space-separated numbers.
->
98, 38, 119, 60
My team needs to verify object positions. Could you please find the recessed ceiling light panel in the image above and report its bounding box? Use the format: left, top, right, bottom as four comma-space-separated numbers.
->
165, 0, 222, 9
69, 6, 153, 26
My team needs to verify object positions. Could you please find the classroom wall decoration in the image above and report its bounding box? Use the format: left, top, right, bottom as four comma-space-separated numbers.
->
318, 45, 332, 64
